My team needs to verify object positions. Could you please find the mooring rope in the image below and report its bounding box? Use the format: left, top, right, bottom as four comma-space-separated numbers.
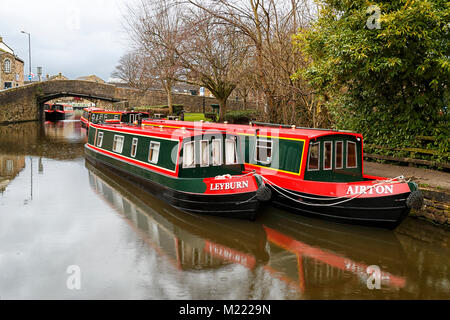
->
260, 175, 408, 207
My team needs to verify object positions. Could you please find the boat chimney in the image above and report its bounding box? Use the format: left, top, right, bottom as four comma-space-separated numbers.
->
291, 125, 296, 129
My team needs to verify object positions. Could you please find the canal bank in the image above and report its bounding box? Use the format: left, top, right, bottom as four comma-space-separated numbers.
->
365, 161, 450, 228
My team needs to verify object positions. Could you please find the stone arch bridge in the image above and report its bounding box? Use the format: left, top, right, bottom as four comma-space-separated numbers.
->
0, 80, 127, 124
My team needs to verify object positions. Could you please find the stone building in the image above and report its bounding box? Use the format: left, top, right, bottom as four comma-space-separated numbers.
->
0, 36, 25, 90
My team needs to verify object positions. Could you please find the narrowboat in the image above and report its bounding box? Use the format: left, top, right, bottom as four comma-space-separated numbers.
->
81, 107, 104, 128
142, 119, 424, 229
84, 122, 270, 220
81, 109, 150, 128
44, 103, 74, 121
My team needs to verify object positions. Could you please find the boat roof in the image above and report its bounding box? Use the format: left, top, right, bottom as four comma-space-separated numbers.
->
83, 107, 105, 112
142, 119, 363, 140
91, 122, 231, 140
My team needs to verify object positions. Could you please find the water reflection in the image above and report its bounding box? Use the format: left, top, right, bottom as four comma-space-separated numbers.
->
0, 155, 25, 192
86, 160, 427, 299
0, 120, 449, 299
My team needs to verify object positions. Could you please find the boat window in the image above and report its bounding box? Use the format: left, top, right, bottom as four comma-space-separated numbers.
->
255, 138, 273, 164
114, 114, 120, 120
347, 141, 357, 168
200, 140, 210, 167
183, 141, 195, 168
225, 139, 238, 165
324, 141, 333, 170
131, 138, 138, 158
96, 132, 104, 147
211, 139, 222, 166
112, 135, 125, 153
308, 142, 320, 171
148, 142, 160, 164
335, 141, 343, 169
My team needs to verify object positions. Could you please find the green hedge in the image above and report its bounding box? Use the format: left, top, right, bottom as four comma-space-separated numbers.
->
224, 110, 256, 124
133, 105, 184, 115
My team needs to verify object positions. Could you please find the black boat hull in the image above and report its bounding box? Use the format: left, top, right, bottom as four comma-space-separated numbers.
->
85, 151, 260, 220
270, 187, 410, 229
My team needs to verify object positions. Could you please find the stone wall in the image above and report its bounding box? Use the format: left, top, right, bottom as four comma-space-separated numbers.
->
113, 87, 256, 112
411, 187, 450, 228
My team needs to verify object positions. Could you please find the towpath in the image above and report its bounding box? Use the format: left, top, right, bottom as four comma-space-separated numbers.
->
364, 161, 450, 191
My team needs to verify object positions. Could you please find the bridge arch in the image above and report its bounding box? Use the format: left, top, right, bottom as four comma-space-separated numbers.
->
0, 80, 125, 124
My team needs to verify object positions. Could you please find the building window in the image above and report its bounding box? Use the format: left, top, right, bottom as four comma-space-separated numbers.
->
308, 142, 320, 171
255, 138, 272, 164
183, 141, 195, 168
347, 141, 357, 168
131, 138, 138, 158
148, 142, 160, 164
200, 140, 209, 167
335, 141, 343, 169
4, 82, 12, 89
4, 59, 11, 73
6, 160, 14, 174
225, 139, 238, 165
112, 135, 124, 153
324, 141, 333, 170
211, 139, 222, 166
96, 132, 104, 147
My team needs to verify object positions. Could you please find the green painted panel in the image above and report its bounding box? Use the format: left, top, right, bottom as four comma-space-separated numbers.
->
86, 147, 207, 193
243, 136, 304, 174
93, 128, 179, 172
304, 135, 363, 182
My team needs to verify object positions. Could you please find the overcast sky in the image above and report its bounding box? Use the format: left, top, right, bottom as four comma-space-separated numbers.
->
0, 0, 131, 81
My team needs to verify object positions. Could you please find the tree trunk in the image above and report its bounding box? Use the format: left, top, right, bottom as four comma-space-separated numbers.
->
163, 80, 173, 115
218, 98, 227, 123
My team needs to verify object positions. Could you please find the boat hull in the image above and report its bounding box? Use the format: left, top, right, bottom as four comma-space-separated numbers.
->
270, 187, 410, 229
85, 146, 261, 220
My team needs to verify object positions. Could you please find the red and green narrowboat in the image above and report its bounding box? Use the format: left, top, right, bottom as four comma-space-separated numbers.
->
81, 109, 150, 128
44, 103, 75, 121
141, 119, 424, 229
84, 122, 269, 220
81, 107, 105, 128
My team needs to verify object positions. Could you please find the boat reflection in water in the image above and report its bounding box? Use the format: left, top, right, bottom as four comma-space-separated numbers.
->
87, 161, 408, 299
87, 161, 269, 273
44, 120, 87, 144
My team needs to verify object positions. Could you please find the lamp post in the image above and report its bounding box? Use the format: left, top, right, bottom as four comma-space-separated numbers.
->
20, 31, 31, 82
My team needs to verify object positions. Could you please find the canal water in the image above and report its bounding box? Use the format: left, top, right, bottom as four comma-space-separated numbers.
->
0, 121, 449, 300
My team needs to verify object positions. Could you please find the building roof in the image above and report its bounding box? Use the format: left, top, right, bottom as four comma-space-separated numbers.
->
0, 37, 14, 55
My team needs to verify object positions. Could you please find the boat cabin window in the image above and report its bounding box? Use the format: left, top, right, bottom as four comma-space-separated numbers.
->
131, 138, 138, 158
308, 142, 320, 171
335, 141, 343, 169
212, 139, 222, 166
200, 140, 210, 167
324, 141, 333, 170
255, 138, 273, 164
112, 135, 124, 153
96, 132, 104, 147
225, 139, 238, 165
347, 141, 357, 168
148, 142, 160, 164
183, 141, 195, 168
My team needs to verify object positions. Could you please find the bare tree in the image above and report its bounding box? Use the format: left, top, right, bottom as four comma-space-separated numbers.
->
112, 51, 156, 91
186, 0, 324, 126
124, 0, 184, 115
176, 10, 250, 121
